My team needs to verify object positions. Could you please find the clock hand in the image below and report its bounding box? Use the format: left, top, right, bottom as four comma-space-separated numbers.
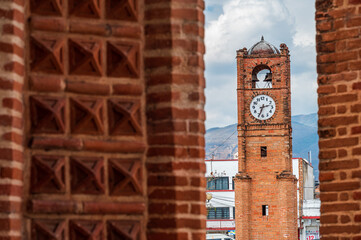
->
258, 104, 265, 117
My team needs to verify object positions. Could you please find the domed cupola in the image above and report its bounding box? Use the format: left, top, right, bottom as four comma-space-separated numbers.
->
248, 36, 280, 55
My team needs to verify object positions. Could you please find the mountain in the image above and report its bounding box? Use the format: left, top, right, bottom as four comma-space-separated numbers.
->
205, 113, 319, 180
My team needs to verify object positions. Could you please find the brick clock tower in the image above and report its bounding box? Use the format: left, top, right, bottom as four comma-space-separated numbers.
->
234, 37, 297, 240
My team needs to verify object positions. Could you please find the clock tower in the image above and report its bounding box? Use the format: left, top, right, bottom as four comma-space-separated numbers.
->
234, 37, 297, 240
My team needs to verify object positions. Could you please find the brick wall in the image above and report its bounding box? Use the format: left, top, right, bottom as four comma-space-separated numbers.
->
0, 0, 205, 239
316, 0, 361, 238
0, 0, 24, 239
144, 0, 206, 239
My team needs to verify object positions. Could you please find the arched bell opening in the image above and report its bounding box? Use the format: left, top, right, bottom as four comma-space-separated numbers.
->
252, 65, 272, 89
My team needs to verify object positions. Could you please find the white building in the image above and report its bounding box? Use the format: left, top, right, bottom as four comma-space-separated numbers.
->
205, 158, 320, 239
205, 159, 237, 235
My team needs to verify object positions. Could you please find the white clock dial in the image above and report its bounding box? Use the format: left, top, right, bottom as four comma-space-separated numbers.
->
250, 94, 276, 120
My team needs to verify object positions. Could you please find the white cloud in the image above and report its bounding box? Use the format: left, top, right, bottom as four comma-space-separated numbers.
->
205, 0, 292, 64
204, 0, 317, 129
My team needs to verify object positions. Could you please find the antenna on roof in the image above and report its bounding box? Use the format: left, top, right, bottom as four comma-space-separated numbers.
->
308, 151, 312, 165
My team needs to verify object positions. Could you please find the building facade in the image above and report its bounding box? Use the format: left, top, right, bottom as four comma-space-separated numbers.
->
234, 38, 298, 240
206, 158, 319, 240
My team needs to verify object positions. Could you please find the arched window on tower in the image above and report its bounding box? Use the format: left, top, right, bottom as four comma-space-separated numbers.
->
252, 65, 272, 89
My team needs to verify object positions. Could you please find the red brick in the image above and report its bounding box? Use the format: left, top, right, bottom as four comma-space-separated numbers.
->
149, 189, 205, 201
0, 115, 22, 128
29, 200, 77, 213
320, 193, 338, 202
0, 78, 22, 92
319, 116, 358, 127
30, 137, 82, 150
319, 159, 359, 170
319, 172, 335, 181
112, 83, 143, 96
318, 94, 358, 105
0, 148, 23, 162
83, 202, 145, 214
83, 139, 145, 153
148, 175, 188, 187
3, 62, 24, 76
2, 24, 24, 38
147, 232, 188, 240
2, 132, 22, 145
66, 81, 110, 95
29, 76, 63, 92
321, 181, 360, 192
2, 98, 22, 112
318, 106, 336, 116
0, 167, 22, 180
320, 225, 360, 234
319, 137, 358, 148
321, 214, 338, 223
148, 203, 188, 215
0, 42, 23, 57
0, 218, 21, 231
321, 203, 360, 213
340, 193, 349, 201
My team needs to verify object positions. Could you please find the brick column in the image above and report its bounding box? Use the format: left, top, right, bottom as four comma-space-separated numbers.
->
144, 0, 206, 239
316, 0, 361, 238
0, 0, 24, 239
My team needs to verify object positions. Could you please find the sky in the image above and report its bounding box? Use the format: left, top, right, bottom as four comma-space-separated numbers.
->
204, 0, 317, 129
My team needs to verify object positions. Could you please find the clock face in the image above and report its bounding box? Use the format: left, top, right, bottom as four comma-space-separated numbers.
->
250, 94, 276, 120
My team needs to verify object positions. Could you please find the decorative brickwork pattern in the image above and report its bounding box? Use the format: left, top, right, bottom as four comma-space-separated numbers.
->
24, 0, 147, 238
0, 0, 206, 239
316, 0, 361, 238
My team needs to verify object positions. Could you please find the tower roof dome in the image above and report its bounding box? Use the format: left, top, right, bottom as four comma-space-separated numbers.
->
248, 36, 280, 55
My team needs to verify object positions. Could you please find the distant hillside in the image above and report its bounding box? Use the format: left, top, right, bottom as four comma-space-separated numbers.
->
205, 113, 319, 180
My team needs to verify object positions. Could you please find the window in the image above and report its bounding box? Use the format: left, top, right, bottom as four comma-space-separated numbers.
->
207, 207, 230, 219
207, 177, 229, 190
252, 65, 272, 89
262, 205, 269, 216
233, 207, 235, 219
261, 146, 267, 157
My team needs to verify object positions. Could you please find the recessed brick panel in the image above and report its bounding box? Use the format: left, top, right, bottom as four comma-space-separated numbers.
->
106, 0, 138, 21
69, 220, 103, 240
107, 41, 140, 78
68, 39, 102, 76
31, 219, 66, 240
107, 220, 141, 240
30, 36, 65, 74
30, 96, 65, 134
108, 158, 142, 195
68, 0, 101, 18
70, 156, 104, 194
31, 155, 65, 194
108, 99, 142, 135
70, 97, 104, 135
30, 0, 64, 16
